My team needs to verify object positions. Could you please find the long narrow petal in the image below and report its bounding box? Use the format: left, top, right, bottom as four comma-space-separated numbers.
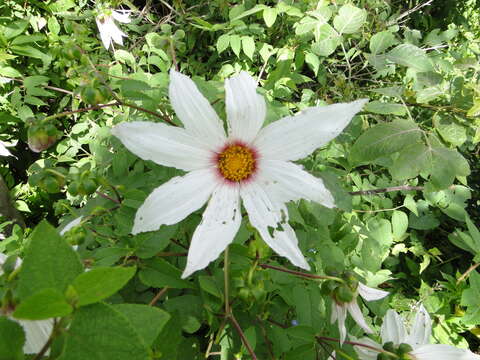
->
407, 304, 431, 346
259, 160, 335, 208
59, 216, 83, 236
331, 303, 348, 345
96, 18, 112, 49
108, 20, 127, 46
18, 319, 53, 354
380, 310, 407, 345
240, 182, 309, 270
225, 71, 266, 143
132, 168, 217, 234
358, 282, 389, 301
111, 121, 213, 172
347, 301, 373, 334
412, 344, 480, 360
181, 184, 241, 278
254, 99, 368, 161
0, 141, 12, 156
352, 337, 382, 360
169, 70, 226, 150
112, 10, 131, 23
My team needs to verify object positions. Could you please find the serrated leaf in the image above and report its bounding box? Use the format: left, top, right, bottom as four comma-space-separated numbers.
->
0, 316, 25, 360
333, 4, 366, 34
17, 221, 83, 300
13, 288, 72, 320
350, 119, 422, 164
72, 266, 136, 306
364, 101, 406, 115
229, 35, 241, 57
263, 7, 277, 27
60, 303, 149, 360
387, 44, 433, 72
370, 31, 397, 54
216, 34, 229, 54
242, 36, 255, 60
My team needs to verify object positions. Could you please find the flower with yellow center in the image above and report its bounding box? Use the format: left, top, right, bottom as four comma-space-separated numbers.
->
112, 69, 367, 278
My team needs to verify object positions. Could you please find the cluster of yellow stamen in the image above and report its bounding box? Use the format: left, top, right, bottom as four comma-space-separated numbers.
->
217, 144, 256, 182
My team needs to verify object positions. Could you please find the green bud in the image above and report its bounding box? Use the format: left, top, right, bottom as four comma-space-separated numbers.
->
321, 280, 338, 295
324, 266, 340, 277
334, 285, 355, 303
377, 353, 393, 360
42, 176, 61, 193
67, 181, 79, 196
398, 343, 413, 355
82, 179, 98, 195
383, 341, 395, 353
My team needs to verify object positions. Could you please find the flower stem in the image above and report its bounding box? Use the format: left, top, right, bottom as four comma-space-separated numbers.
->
224, 246, 230, 315
259, 263, 343, 282
317, 336, 398, 358
229, 313, 258, 360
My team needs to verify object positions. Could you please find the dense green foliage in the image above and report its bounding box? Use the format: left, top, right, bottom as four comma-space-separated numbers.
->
0, 0, 479, 359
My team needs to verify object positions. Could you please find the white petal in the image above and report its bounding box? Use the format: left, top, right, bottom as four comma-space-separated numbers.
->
407, 304, 431, 346
225, 71, 266, 143
380, 310, 407, 345
132, 168, 217, 234
240, 181, 309, 270
331, 303, 348, 345
59, 216, 83, 235
96, 17, 112, 49
358, 282, 389, 301
352, 337, 382, 360
254, 99, 368, 161
17, 319, 53, 354
0, 141, 12, 156
112, 10, 131, 23
181, 184, 241, 278
169, 69, 226, 150
412, 344, 480, 360
108, 20, 127, 46
111, 121, 213, 172
259, 160, 335, 208
347, 301, 373, 334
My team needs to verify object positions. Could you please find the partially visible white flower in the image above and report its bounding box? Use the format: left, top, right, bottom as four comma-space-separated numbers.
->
331, 282, 389, 345
59, 216, 83, 235
0, 141, 12, 156
0, 77, 12, 84
95, 9, 131, 50
0, 253, 53, 354
354, 305, 480, 360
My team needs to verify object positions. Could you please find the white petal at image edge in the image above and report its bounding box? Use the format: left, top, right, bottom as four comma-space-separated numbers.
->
412, 344, 480, 360
253, 99, 368, 161
111, 121, 213, 172
182, 184, 241, 278
380, 309, 407, 345
169, 69, 226, 150
225, 71, 266, 143
132, 168, 218, 234
0, 141, 12, 156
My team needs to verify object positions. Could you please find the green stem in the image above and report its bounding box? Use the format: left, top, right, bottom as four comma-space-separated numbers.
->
259, 263, 343, 283
224, 246, 230, 315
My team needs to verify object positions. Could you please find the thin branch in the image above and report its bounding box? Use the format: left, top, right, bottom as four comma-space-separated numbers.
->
316, 336, 389, 355
457, 262, 480, 284
95, 190, 121, 204
156, 251, 187, 257
259, 263, 342, 282
349, 185, 424, 196
229, 313, 258, 360
352, 205, 405, 213
388, 0, 433, 25
149, 286, 169, 306
1, 76, 76, 96
43, 102, 121, 121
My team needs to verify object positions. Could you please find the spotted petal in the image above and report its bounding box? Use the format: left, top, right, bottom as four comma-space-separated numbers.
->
169, 69, 226, 150
111, 121, 213, 172
254, 99, 368, 161
225, 71, 266, 143
182, 184, 241, 278
132, 169, 218, 234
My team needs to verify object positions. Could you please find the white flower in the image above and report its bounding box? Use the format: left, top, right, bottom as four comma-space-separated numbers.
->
0, 253, 53, 354
0, 140, 12, 156
59, 216, 83, 235
95, 9, 131, 50
112, 69, 367, 278
354, 305, 480, 360
331, 282, 389, 345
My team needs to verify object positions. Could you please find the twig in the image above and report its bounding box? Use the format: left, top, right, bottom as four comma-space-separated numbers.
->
388, 0, 433, 25
229, 313, 258, 360
349, 185, 424, 196
149, 286, 169, 306
352, 205, 405, 213
457, 262, 480, 284
95, 190, 121, 204
1, 76, 76, 96
32, 319, 59, 360
316, 336, 390, 355
156, 251, 187, 257
259, 263, 342, 281
43, 102, 121, 121
255, 317, 276, 360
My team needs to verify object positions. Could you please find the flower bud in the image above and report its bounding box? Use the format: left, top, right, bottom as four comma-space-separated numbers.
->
27, 122, 60, 152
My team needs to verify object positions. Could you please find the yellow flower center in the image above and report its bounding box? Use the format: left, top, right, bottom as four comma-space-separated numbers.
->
217, 144, 256, 182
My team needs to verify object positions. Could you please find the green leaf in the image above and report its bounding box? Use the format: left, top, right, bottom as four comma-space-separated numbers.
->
311, 24, 341, 57
0, 316, 24, 360
242, 36, 255, 60
216, 34, 229, 54
364, 101, 406, 115
434, 115, 467, 147
114, 50, 135, 67
139, 258, 195, 289
72, 266, 136, 306
114, 304, 170, 346
461, 271, 480, 325
229, 35, 241, 57
135, 224, 177, 259
17, 221, 83, 300
369, 31, 397, 54
305, 52, 320, 76
60, 303, 149, 360
392, 210, 408, 240
263, 7, 278, 27
2, 20, 28, 40
333, 4, 366, 34
350, 119, 422, 164
198, 275, 222, 298
13, 288, 72, 320
387, 44, 433, 72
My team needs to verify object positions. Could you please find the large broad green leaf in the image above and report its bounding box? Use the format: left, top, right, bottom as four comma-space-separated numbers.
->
391, 143, 470, 188
364, 101, 406, 115
139, 258, 195, 289
71, 266, 136, 306
387, 44, 433, 72
13, 288, 72, 320
241, 36, 255, 60
311, 24, 341, 57
294, 7, 332, 41
60, 303, 149, 360
114, 304, 170, 346
369, 31, 397, 54
350, 119, 422, 164
263, 7, 278, 27
17, 221, 83, 300
0, 316, 24, 360
461, 271, 480, 325
333, 4, 366, 34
